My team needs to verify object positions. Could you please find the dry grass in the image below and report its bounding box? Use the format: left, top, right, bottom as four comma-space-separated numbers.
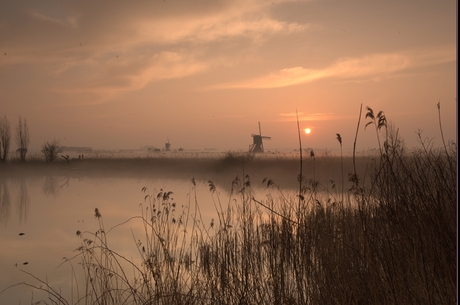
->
1, 132, 456, 304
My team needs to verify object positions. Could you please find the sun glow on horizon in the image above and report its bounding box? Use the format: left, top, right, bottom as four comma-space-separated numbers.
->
304, 128, 311, 134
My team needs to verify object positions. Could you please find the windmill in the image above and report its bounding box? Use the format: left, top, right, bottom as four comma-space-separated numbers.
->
164, 138, 171, 151
249, 122, 271, 153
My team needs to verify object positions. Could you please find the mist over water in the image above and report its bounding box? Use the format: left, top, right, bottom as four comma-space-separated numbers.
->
0, 153, 372, 304
0, 175, 202, 303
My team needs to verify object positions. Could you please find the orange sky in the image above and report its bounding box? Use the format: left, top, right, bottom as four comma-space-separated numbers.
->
0, 0, 457, 154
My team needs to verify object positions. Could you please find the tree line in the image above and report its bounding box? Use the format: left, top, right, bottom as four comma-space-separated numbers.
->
0, 116, 29, 162
0, 116, 66, 163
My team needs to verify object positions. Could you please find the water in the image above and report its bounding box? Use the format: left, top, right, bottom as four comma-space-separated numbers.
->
0, 174, 224, 304
0, 154, 360, 304
0, 176, 301, 304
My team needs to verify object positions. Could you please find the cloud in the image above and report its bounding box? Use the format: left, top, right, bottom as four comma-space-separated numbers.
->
136, 12, 308, 45
0, 0, 312, 104
278, 112, 338, 122
279, 112, 304, 117
96, 51, 207, 89
1, 0, 310, 58
210, 53, 411, 89
54, 51, 207, 105
210, 47, 455, 89
29, 11, 78, 28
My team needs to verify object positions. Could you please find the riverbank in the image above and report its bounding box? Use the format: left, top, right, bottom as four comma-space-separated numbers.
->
1, 152, 376, 193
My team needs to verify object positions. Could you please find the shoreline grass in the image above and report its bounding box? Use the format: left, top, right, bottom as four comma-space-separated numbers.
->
1, 126, 456, 304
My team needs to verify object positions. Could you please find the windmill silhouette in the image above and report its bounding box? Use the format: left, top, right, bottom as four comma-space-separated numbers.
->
249, 122, 271, 153
164, 138, 171, 151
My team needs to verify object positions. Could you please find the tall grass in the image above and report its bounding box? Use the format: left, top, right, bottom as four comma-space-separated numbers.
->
2, 123, 456, 304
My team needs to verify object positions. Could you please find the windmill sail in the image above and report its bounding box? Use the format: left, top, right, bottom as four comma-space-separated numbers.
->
249, 122, 271, 153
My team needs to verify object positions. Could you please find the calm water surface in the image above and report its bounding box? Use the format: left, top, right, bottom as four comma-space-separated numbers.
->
0, 173, 302, 304
0, 175, 220, 303
1, 153, 359, 304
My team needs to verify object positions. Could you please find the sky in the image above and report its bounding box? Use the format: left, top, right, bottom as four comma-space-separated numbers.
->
0, 0, 457, 154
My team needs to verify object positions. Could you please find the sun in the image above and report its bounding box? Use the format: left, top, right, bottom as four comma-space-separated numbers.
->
304, 128, 311, 134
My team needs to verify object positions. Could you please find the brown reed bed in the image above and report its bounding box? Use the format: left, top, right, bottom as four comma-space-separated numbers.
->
1, 117, 456, 304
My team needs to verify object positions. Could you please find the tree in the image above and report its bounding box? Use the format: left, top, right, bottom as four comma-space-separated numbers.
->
0, 116, 11, 162
15, 116, 30, 162
41, 139, 63, 163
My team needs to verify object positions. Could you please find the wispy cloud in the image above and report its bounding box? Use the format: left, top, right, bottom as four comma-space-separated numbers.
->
137, 14, 308, 45
210, 47, 455, 89
279, 112, 304, 117
3, 0, 310, 59
29, 12, 78, 28
1, 0, 312, 103
96, 51, 207, 88
55, 51, 207, 105
278, 112, 339, 122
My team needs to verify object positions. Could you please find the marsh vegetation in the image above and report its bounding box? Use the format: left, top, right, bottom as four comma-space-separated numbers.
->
0, 108, 456, 305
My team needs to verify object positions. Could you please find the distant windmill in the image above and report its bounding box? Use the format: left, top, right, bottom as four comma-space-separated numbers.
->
249, 122, 271, 153
165, 138, 171, 151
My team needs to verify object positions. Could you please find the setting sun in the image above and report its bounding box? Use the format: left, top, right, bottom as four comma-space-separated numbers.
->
304, 128, 311, 134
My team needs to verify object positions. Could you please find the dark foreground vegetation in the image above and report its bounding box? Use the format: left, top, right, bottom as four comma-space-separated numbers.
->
3, 132, 456, 305
1, 102, 457, 304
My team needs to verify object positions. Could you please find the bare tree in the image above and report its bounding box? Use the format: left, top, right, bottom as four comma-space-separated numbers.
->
42, 139, 62, 163
0, 116, 11, 162
15, 116, 30, 162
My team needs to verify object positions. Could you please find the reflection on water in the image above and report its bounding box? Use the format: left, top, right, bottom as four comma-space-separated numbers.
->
0, 163, 351, 304
0, 180, 10, 225
42, 176, 70, 198
16, 178, 29, 223
0, 174, 238, 304
0, 178, 31, 224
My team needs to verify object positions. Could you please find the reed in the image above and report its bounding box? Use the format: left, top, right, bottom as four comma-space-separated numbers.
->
2, 111, 456, 305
